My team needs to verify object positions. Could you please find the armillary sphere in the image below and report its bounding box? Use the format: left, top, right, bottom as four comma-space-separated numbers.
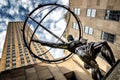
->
23, 3, 83, 63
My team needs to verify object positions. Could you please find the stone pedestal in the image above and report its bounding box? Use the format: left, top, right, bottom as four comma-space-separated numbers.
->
102, 60, 120, 80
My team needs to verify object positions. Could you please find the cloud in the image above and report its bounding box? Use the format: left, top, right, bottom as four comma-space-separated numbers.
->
0, 31, 6, 58
0, 0, 8, 8
0, 21, 7, 31
50, 48, 65, 58
57, 0, 69, 5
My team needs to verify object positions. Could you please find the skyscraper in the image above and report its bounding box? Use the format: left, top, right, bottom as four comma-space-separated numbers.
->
0, 22, 53, 71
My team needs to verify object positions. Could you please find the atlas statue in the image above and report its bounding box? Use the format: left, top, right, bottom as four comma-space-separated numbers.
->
23, 4, 116, 80
33, 35, 116, 80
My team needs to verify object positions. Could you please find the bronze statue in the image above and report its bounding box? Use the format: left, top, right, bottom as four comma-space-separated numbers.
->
33, 35, 116, 80
23, 4, 116, 80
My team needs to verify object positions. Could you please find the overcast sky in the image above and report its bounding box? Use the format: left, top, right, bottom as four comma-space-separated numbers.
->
0, 0, 69, 58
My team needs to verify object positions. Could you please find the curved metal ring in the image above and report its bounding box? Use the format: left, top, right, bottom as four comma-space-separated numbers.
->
23, 3, 82, 63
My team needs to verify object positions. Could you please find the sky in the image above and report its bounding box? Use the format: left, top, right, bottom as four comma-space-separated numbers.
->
0, 0, 69, 58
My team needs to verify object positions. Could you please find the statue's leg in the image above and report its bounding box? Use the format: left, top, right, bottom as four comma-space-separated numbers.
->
101, 41, 116, 66
75, 47, 103, 80
82, 59, 103, 80
91, 64, 103, 80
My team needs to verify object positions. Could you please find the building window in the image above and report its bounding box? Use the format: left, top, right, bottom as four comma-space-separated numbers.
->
20, 54, 23, 57
6, 60, 10, 63
87, 9, 91, 17
26, 55, 29, 58
41, 50, 44, 53
24, 50, 27, 53
7, 51, 10, 54
84, 26, 94, 35
101, 32, 115, 43
45, 55, 49, 59
7, 48, 10, 51
37, 51, 40, 53
38, 54, 41, 56
12, 63, 16, 68
12, 54, 15, 57
7, 45, 10, 47
6, 64, 9, 67
20, 57, 24, 60
38, 43, 41, 46
24, 48, 28, 52
87, 9, 96, 17
21, 60, 25, 66
6, 65, 10, 70
105, 10, 120, 21
6, 53, 10, 56
26, 56, 29, 59
6, 56, 10, 60
21, 58, 25, 66
74, 8, 80, 15
27, 60, 31, 64
12, 59, 16, 62
19, 48, 22, 50
34, 47, 37, 49
32, 57, 36, 60
40, 47, 43, 50
19, 50, 22, 53
32, 57, 36, 63
21, 63, 25, 66
12, 52, 15, 54
25, 53, 28, 55
20, 56, 24, 59
6, 57, 10, 61
12, 60, 16, 64
12, 58, 16, 62
72, 22, 79, 30
12, 57, 16, 60
6, 57, 10, 60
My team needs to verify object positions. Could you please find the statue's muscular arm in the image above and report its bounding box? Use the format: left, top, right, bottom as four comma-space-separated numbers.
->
32, 39, 69, 49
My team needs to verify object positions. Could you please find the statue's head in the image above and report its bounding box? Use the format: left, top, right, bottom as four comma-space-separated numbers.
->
67, 35, 74, 42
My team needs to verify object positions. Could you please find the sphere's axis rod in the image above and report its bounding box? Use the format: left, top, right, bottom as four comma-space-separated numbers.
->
27, 15, 65, 43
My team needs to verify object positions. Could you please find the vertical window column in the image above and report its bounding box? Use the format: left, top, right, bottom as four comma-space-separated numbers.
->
12, 45, 16, 69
